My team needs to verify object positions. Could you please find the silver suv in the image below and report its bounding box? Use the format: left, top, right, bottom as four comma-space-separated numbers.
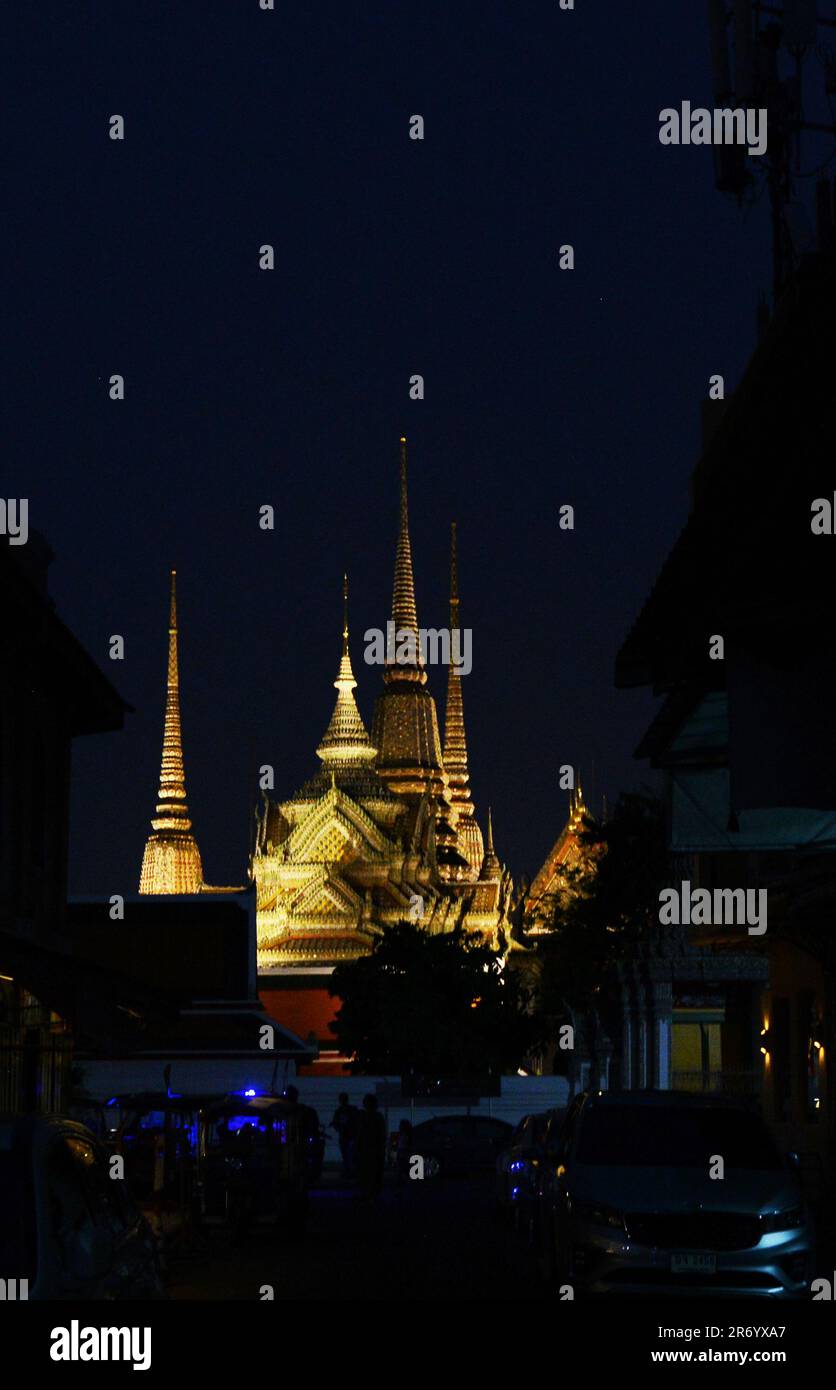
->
536, 1091, 814, 1297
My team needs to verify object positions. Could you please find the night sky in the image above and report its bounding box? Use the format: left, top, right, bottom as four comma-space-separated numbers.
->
7, 2, 777, 896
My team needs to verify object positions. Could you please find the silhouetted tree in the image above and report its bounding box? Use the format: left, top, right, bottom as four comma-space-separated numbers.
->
329, 920, 542, 1076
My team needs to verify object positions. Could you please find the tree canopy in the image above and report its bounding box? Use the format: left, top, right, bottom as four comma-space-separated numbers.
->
329, 921, 541, 1077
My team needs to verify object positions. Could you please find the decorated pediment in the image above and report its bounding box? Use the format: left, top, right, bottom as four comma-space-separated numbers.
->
286, 787, 393, 864
290, 867, 362, 919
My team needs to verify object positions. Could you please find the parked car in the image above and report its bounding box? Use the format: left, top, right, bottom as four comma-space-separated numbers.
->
409, 1114, 513, 1178
535, 1090, 814, 1297
0, 1115, 165, 1299
496, 1111, 553, 1233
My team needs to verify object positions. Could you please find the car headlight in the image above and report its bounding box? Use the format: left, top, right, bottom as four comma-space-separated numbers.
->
761, 1207, 804, 1233
571, 1198, 626, 1232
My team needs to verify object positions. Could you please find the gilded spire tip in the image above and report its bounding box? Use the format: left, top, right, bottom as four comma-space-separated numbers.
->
387, 435, 423, 673
169, 569, 178, 630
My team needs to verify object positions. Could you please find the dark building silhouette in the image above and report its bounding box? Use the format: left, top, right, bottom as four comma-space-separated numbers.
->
617, 225, 836, 1168
1, 534, 128, 1110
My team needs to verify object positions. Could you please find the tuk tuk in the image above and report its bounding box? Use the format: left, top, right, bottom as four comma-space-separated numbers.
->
197, 1094, 312, 1236
93, 1093, 207, 1247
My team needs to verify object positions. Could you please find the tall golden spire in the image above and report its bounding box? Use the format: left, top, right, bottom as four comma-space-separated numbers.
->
442, 522, 483, 877
139, 570, 204, 894
385, 436, 426, 685
372, 438, 447, 799
317, 574, 377, 766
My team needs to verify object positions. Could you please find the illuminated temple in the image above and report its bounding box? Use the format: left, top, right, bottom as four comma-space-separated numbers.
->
137, 440, 590, 1060
250, 441, 515, 1051
137, 442, 519, 1056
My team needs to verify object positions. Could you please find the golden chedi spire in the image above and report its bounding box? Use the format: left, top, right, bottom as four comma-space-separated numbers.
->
139, 570, 204, 894
371, 437, 448, 800
385, 436, 426, 686
317, 575, 377, 767
442, 522, 484, 877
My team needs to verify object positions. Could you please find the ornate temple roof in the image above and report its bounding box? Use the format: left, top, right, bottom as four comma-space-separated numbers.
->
251, 437, 513, 967
139, 571, 204, 894
526, 779, 592, 925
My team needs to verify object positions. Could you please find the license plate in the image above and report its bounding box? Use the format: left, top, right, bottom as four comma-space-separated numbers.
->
671, 1252, 716, 1274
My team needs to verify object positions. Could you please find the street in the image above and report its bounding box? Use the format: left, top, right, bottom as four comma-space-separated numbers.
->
167, 1171, 546, 1301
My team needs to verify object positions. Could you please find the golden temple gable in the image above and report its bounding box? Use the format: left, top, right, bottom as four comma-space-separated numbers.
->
525, 781, 594, 934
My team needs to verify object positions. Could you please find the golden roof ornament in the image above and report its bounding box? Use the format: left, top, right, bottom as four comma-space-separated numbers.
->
139, 570, 204, 894
316, 574, 377, 766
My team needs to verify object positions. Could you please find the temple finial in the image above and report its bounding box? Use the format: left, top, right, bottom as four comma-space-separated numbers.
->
317, 574, 377, 765
387, 436, 424, 678
139, 571, 203, 893
487, 806, 494, 853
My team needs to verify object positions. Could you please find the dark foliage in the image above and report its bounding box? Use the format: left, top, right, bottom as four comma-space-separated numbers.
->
329, 921, 542, 1076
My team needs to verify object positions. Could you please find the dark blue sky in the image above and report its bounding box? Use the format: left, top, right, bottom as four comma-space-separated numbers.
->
7, 1, 777, 894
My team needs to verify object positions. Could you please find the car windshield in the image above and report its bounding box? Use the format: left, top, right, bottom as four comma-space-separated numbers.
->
575, 1105, 784, 1170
